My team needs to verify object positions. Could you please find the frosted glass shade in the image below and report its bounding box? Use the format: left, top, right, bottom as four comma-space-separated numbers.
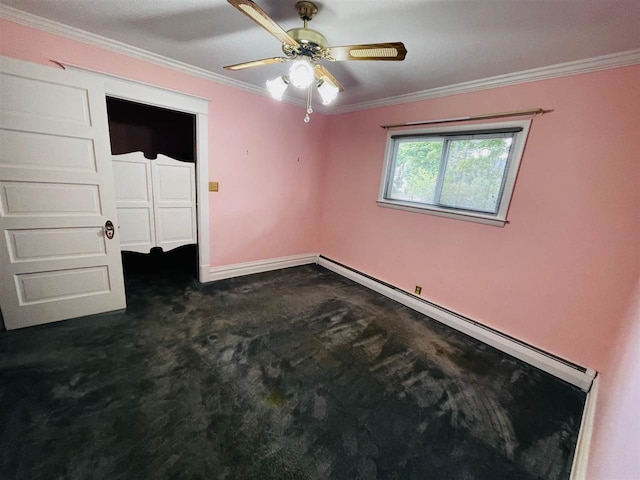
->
266, 76, 288, 100
318, 81, 339, 105
289, 59, 315, 89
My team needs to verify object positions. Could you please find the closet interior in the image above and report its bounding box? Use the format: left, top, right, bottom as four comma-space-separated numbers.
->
106, 98, 198, 280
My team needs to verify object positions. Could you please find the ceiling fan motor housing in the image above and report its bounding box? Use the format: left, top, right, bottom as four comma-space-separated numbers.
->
285, 27, 328, 55
284, 1, 326, 57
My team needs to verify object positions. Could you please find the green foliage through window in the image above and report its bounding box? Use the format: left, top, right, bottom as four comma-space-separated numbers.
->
386, 132, 515, 214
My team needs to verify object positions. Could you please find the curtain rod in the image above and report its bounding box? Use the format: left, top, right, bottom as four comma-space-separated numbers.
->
381, 108, 553, 129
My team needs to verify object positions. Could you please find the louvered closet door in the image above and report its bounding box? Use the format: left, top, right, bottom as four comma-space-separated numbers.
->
0, 56, 126, 330
151, 155, 197, 251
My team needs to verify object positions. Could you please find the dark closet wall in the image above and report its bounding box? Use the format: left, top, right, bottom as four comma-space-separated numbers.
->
106, 97, 196, 162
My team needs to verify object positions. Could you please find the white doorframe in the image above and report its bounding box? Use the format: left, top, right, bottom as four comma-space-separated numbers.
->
61, 65, 211, 282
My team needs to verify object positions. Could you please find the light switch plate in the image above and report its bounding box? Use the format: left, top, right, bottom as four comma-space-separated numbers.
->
209, 181, 219, 192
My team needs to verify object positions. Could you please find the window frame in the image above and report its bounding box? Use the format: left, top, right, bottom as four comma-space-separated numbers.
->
377, 120, 531, 227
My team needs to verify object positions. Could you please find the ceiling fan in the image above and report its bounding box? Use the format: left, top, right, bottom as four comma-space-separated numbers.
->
224, 0, 407, 121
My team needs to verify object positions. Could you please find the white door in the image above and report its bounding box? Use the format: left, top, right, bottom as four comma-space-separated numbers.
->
0, 56, 126, 330
112, 152, 197, 254
151, 154, 197, 252
112, 152, 156, 254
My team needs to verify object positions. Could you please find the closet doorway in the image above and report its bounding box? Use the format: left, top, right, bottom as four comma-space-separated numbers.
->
66, 67, 213, 284
106, 98, 198, 282
0, 58, 211, 329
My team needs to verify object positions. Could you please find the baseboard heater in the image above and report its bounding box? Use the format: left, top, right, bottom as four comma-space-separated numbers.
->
317, 255, 596, 392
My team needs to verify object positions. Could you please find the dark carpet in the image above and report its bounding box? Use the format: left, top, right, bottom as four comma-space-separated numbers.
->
0, 264, 585, 480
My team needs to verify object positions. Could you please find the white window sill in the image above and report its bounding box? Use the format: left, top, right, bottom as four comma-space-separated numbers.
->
376, 199, 507, 227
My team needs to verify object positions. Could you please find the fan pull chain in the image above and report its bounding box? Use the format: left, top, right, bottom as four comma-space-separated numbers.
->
304, 84, 313, 123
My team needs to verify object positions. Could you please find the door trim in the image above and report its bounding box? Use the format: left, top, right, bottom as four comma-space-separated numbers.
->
61, 65, 211, 282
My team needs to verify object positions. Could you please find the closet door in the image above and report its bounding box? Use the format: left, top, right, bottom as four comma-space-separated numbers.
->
0, 56, 126, 330
151, 155, 197, 251
112, 152, 156, 253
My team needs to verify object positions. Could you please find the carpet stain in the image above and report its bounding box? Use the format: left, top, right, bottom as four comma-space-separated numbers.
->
266, 388, 287, 408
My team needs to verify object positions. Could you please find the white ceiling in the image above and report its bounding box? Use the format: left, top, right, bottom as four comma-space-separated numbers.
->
2, 0, 640, 109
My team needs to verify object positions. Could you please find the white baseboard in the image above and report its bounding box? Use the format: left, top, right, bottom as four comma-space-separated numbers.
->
206, 253, 595, 391
318, 256, 596, 391
208, 253, 319, 282
570, 375, 599, 479
206, 252, 597, 478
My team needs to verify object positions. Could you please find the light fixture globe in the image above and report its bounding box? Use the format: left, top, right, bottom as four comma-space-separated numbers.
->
266, 76, 288, 100
317, 81, 339, 105
288, 59, 315, 89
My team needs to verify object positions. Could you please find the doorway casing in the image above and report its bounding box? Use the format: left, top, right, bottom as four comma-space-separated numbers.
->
64, 65, 211, 282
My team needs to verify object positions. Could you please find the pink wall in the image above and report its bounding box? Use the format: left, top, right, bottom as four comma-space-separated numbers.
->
0, 18, 327, 267
317, 66, 640, 479
589, 281, 640, 479
318, 66, 640, 372
2, 16, 640, 479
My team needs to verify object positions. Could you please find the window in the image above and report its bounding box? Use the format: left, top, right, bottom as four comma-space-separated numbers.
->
378, 120, 530, 226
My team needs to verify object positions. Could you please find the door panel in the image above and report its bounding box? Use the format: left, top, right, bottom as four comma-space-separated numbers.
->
156, 207, 196, 244
155, 165, 194, 201
0, 182, 102, 216
113, 159, 151, 201
0, 56, 126, 330
7, 227, 106, 262
16, 266, 110, 305
1, 74, 91, 126
1, 129, 97, 173
112, 152, 155, 254
116, 208, 155, 250
152, 155, 197, 251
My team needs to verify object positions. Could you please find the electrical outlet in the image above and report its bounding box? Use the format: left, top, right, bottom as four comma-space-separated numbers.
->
414, 286, 422, 295
208, 181, 219, 192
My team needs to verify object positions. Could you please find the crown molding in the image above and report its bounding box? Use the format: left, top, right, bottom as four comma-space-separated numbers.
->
2, 4, 638, 116
325, 49, 640, 115
0, 4, 307, 108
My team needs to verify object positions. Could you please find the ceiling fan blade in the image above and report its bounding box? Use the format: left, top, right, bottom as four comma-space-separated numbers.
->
314, 64, 344, 92
326, 42, 407, 61
227, 0, 299, 49
224, 57, 288, 71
